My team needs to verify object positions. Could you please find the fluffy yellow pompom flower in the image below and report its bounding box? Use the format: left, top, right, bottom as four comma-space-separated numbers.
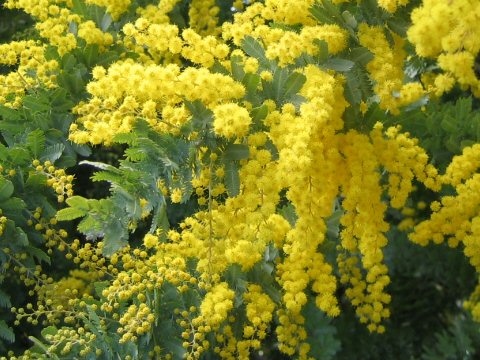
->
197, 282, 235, 329
213, 103, 252, 139
171, 188, 183, 203
143, 234, 159, 249
378, 0, 409, 13
85, 0, 132, 20
408, 0, 480, 96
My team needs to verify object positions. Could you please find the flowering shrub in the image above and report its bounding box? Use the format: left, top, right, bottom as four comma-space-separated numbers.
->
1, 0, 480, 359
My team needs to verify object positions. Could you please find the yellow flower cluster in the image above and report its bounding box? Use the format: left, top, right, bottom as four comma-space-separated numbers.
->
338, 130, 391, 333
442, 144, 480, 187
181, 28, 230, 68
175, 305, 209, 359
262, 0, 316, 25
118, 303, 155, 343
70, 240, 111, 276
5, 0, 79, 55
78, 20, 114, 48
33, 159, 75, 203
12, 0, 480, 356
143, 233, 159, 249
85, 0, 131, 20
233, 60, 434, 336
196, 282, 234, 330
370, 124, 440, 208
136, 0, 182, 24
70, 62, 245, 144
0, 40, 37, 66
221, 3, 266, 46
413, 157, 480, 321
464, 283, 480, 321
265, 25, 348, 66
0, 41, 57, 107
5, 326, 100, 359
6, 0, 128, 58
223, 2, 346, 66
408, 0, 480, 97
36, 270, 92, 313
212, 284, 275, 359
213, 103, 252, 139
269, 67, 345, 329
173, 133, 284, 278
244, 284, 275, 332
377, 0, 409, 13
464, 217, 480, 272
170, 188, 183, 203
188, 0, 220, 36
331, 123, 441, 331
122, 18, 182, 62
359, 24, 425, 114
410, 145, 480, 248
276, 309, 310, 358
96, 245, 196, 333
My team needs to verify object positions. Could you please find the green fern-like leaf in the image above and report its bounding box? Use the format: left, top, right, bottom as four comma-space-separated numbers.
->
422, 314, 480, 360
56, 207, 87, 221
0, 321, 14, 343
26, 129, 46, 158
0, 289, 11, 309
